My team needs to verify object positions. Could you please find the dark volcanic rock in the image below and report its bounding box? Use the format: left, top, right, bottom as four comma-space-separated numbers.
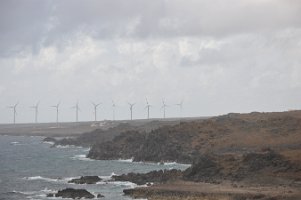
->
85, 111, 301, 167
113, 169, 182, 185
68, 176, 101, 184
46, 193, 54, 197
52, 121, 179, 148
183, 155, 222, 182
43, 137, 57, 143
97, 194, 105, 198
88, 131, 145, 160
88, 128, 194, 163
183, 151, 301, 182
235, 150, 301, 179
242, 150, 291, 171
133, 129, 193, 163
51, 188, 94, 199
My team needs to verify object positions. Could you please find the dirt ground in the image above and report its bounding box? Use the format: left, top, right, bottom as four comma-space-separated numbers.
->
126, 180, 301, 200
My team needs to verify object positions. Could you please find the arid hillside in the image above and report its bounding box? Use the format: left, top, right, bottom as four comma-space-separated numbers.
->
88, 111, 301, 164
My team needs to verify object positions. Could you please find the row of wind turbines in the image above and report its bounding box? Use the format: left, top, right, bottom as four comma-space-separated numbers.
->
7, 99, 184, 124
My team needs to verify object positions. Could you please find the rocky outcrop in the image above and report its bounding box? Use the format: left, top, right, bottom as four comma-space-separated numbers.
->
88, 131, 145, 160
112, 150, 300, 187
51, 121, 180, 148
183, 155, 222, 183
88, 128, 195, 163
43, 137, 57, 143
68, 176, 101, 184
87, 111, 301, 164
183, 150, 301, 183
113, 169, 182, 185
47, 188, 95, 199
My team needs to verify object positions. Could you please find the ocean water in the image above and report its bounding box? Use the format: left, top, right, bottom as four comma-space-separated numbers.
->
0, 135, 190, 200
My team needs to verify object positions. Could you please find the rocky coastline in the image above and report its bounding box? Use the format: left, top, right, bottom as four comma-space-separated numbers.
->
44, 111, 301, 200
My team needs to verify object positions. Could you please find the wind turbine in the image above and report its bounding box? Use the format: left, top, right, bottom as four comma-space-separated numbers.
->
176, 99, 184, 118
51, 102, 60, 124
112, 100, 116, 121
72, 102, 80, 122
162, 99, 168, 119
92, 102, 101, 121
30, 101, 40, 123
128, 102, 135, 120
8, 102, 18, 124
145, 98, 152, 119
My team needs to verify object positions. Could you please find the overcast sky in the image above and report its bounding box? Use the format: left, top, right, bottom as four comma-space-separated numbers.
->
0, 0, 301, 123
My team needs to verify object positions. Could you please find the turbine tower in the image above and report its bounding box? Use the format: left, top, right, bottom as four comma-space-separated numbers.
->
92, 102, 101, 121
72, 102, 80, 122
30, 101, 40, 123
51, 102, 60, 124
176, 99, 184, 118
128, 102, 135, 120
112, 100, 116, 121
145, 98, 151, 119
8, 102, 18, 124
162, 99, 168, 119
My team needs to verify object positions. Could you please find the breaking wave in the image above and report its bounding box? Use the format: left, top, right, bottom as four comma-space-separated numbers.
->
71, 154, 94, 161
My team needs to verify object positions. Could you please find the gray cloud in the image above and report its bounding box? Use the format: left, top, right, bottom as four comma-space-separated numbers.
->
0, 0, 300, 123
1, 0, 301, 56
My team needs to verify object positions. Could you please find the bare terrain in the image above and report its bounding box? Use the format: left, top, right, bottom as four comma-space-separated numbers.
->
0, 117, 204, 137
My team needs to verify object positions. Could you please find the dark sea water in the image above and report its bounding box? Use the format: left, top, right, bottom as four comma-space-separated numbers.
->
0, 135, 190, 200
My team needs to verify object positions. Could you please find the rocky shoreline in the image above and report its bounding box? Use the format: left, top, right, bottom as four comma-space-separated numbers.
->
44, 111, 301, 199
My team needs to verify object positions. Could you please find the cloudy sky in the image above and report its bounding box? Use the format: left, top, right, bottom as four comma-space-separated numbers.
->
0, 0, 301, 123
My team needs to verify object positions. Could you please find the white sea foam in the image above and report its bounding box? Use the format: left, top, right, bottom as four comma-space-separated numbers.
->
99, 172, 117, 181
56, 145, 78, 148
117, 157, 134, 163
110, 181, 137, 188
23, 176, 78, 183
12, 190, 37, 195
157, 161, 191, 168
63, 176, 80, 182
23, 176, 60, 182
10, 141, 21, 145
40, 188, 57, 193
13, 188, 57, 199
42, 141, 54, 145
71, 154, 94, 161
82, 148, 90, 152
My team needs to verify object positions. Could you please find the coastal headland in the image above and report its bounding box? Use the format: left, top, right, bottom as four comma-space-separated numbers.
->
3, 111, 301, 199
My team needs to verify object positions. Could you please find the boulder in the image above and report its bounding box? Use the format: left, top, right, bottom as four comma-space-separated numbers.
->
50, 188, 95, 199
68, 176, 101, 184
97, 193, 105, 198
113, 169, 182, 185
43, 137, 56, 143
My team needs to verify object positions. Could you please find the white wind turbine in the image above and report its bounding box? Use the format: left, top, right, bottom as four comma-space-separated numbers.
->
51, 102, 60, 124
30, 101, 40, 123
161, 99, 168, 119
92, 102, 101, 121
128, 102, 136, 120
145, 98, 152, 119
112, 100, 116, 121
72, 102, 80, 122
8, 102, 18, 124
176, 99, 184, 118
